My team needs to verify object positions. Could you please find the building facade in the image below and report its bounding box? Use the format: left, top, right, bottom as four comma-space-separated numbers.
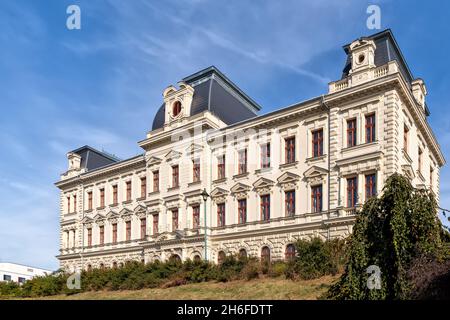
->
55, 30, 445, 272
0, 263, 51, 284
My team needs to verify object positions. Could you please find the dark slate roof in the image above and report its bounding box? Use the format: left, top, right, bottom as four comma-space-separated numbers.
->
70, 145, 120, 171
151, 66, 260, 131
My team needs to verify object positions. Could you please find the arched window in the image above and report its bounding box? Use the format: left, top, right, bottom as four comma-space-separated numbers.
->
217, 251, 226, 264
193, 255, 202, 263
87, 264, 92, 272
239, 249, 247, 260
119, 262, 124, 268
99, 263, 105, 270
261, 246, 270, 263
112, 261, 118, 269
169, 254, 181, 264
141, 259, 145, 265
172, 101, 182, 117
285, 244, 296, 261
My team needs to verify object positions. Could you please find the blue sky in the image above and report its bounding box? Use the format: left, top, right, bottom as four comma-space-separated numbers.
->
1, 0, 449, 270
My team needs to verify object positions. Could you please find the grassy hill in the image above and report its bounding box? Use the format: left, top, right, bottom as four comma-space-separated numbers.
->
21, 275, 338, 300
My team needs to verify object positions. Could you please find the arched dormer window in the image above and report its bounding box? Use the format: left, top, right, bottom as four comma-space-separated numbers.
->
172, 101, 182, 117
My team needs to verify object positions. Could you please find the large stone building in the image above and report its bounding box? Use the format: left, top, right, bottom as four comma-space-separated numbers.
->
55, 29, 445, 271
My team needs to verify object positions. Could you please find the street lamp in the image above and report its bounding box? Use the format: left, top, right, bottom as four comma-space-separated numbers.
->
201, 188, 209, 261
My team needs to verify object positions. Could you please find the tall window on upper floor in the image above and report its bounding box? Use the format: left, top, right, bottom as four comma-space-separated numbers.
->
365, 114, 376, 143
285, 137, 296, 164
312, 129, 324, 158
153, 170, 159, 192
100, 188, 105, 208
73, 194, 77, 212
285, 190, 295, 217
260, 195, 270, 221
172, 165, 179, 187
430, 167, 434, 190
99, 225, 104, 245
404, 125, 409, 154
87, 228, 92, 246
140, 177, 146, 198
193, 159, 200, 182
172, 209, 179, 231
192, 205, 200, 228
112, 223, 117, 244
418, 149, 423, 175
67, 196, 70, 213
347, 177, 358, 208
347, 118, 357, 147
311, 185, 322, 213
126, 181, 132, 201
125, 221, 131, 241
218, 155, 226, 179
112, 185, 118, 205
261, 143, 271, 168
140, 218, 146, 239
87, 191, 93, 210
217, 203, 226, 227
365, 173, 377, 200
153, 214, 159, 234
238, 149, 247, 174
238, 199, 247, 224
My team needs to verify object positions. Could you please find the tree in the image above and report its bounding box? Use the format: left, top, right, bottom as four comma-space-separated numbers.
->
326, 173, 445, 300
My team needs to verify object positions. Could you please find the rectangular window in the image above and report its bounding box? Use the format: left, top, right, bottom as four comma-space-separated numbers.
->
18, 277, 26, 284
99, 225, 104, 245
172, 209, 179, 231
404, 125, 409, 154
192, 206, 200, 228
217, 203, 226, 227
312, 129, 324, 158
347, 177, 358, 207
430, 167, 434, 190
140, 218, 146, 239
153, 214, 159, 234
238, 199, 247, 224
140, 177, 146, 198
126, 181, 132, 201
218, 155, 226, 179
112, 185, 118, 205
365, 173, 377, 199
87, 191, 93, 210
365, 114, 376, 143
87, 228, 92, 246
153, 170, 159, 192
172, 165, 179, 187
238, 149, 248, 174
418, 149, 423, 174
67, 196, 70, 213
285, 190, 295, 216
347, 118, 357, 147
261, 143, 271, 168
311, 185, 322, 213
73, 194, 77, 212
260, 195, 270, 220
193, 159, 200, 182
285, 137, 296, 163
126, 221, 131, 241
100, 188, 105, 207
112, 223, 117, 244
3, 275, 11, 281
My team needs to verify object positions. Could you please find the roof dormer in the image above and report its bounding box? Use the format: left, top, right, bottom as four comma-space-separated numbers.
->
163, 81, 194, 127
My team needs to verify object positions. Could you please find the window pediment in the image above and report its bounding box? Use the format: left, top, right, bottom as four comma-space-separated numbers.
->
402, 164, 415, 180
230, 183, 251, 199
277, 172, 300, 191
185, 143, 204, 157
164, 150, 182, 162
253, 177, 274, 195
106, 210, 119, 220
210, 187, 229, 203
146, 155, 162, 167
303, 166, 328, 179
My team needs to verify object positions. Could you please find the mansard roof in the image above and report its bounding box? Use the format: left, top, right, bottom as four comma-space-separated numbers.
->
151, 66, 260, 131
68, 145, 121, 171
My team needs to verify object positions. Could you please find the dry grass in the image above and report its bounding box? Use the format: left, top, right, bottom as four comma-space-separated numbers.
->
17, 275, 339, 300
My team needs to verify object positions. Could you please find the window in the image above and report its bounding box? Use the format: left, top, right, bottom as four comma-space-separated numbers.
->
126, 221, 131, 241
260, 195, 270, 221
285, 190, 295, 216
99, 225, 104, 245
218, 155, 226, 179
193, 159, 200, 182
217, 203, 226, 227
3, 275, 11, 281
418, 149, 423, 174
112, 223, 117, 244
172, 101, 181, 117
140, 218, 146, 239
67, 196, 70, 213
238, 149, 247, 174
100, 188, 105, 207
430, 167, 434, 190
172, 209, 179, 231
238, 199, 247, 224
311, 185, 322, 213
218, 251, 226, 264
112, 185, 118, 205
347, 118, 357, 147
347, 177, 358, 208
192, 206, 200, 228
365, 173, 377, 199
172, 165, 179, 187
404, 125, 409, 154
73, 194, 77, 212
365, 114, 376, 143
285, 137, 296, 163
312, 129, 324, 157
87, 228, 92, 246
153, 170, 159, 192
285, 244, 296, 261
261, 143, 271, 168
239, 249, 247, 260
87, 191, 93, 210
153, 214, 159, 234
18, 277, 26, 284
126, 181, 132, 201
261, 246, 270, 263
140, 177, 146, 198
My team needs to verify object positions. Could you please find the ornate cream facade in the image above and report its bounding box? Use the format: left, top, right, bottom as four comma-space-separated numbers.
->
55, 30, 445, 271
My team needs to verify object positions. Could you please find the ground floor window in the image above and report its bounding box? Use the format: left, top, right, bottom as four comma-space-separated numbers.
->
285, 244, 296, 261
261, 246, 271, 263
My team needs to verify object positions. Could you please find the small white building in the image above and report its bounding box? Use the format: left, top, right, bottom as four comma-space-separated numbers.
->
0, 263, 52, 284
